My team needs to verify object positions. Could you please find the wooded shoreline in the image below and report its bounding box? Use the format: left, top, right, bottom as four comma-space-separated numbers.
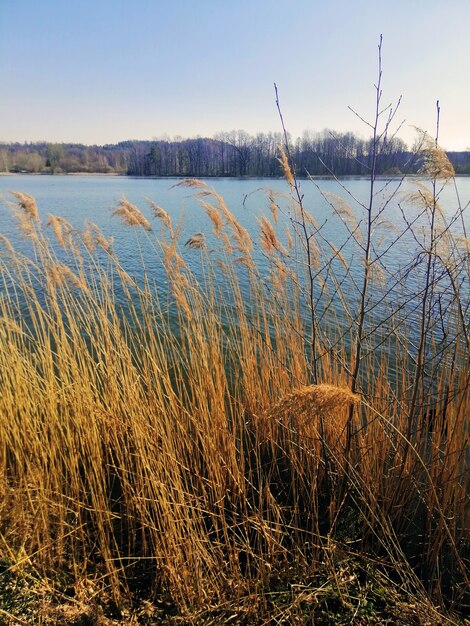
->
2, 132, 470, 177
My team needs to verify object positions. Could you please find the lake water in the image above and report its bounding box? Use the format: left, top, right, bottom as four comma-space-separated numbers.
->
1, 174, 469, 381
1, 173, 468, 265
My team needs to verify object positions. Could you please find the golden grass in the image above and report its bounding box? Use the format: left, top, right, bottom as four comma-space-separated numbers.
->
0, 171, 468, 621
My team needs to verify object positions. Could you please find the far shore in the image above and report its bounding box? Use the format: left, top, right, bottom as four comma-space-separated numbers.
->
1, 171, 469, 180
0, 171, 122, 177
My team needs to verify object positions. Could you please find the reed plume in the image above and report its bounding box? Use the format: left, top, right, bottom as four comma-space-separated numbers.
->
113, 196, 152, 230
277, 144, 294, 187
418, 133, 455, 179
185, 232, 206, 249
268, 383, 360, 417
146, 197, 173, 235
9, 191, 39, 221
172, 178, 207, 188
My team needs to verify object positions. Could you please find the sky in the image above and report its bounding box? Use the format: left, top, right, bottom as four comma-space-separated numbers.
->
1, 0, 469, 150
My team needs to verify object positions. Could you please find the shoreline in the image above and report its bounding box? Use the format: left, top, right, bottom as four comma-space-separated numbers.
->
1, 171, 470, 181
0, 171, 123, 177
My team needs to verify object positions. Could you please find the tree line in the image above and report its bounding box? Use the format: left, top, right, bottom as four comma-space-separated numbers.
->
1, 130, 469, 176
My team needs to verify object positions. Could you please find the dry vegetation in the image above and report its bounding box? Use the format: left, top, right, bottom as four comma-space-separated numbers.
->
0, 156, 469, 624
1, 52, 469, 625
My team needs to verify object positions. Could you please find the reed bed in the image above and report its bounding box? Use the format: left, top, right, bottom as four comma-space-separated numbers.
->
0, 158, 469, 623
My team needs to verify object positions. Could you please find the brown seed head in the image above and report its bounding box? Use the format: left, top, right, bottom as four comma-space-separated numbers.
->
277, 146, 294, 187
185, 232, 206, 250
268, 191, 279, 225
269, 384, 360, 418
146, 198, 173, 234
10, 191, 39, 221
419, 137, 455, 179
113, 196, 152, 231
258, 215, 287, 255
171, 178, 207, 188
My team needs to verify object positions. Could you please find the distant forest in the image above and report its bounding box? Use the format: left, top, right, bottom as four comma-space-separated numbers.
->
1, 130, 470, 177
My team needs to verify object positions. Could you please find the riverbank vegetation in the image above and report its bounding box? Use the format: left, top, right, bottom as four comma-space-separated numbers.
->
0, 146, 469, 624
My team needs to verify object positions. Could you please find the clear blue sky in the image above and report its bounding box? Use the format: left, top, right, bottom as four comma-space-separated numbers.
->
1, 0, 469, 150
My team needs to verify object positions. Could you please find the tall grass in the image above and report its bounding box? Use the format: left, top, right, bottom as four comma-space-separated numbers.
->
1, 37, 470, 616
0, 152, 469, 621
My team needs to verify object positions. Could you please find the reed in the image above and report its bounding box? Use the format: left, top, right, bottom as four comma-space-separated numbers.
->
1, 53, 469, 619
0, 159, 468, 623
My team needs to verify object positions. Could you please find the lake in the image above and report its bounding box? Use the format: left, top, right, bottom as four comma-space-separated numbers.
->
1, 173, 468, 264
1, 174, 469, 385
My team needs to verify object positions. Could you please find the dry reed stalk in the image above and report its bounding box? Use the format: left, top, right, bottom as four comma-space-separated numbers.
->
46, 214, 71, 248
185, 232, 206, 249
254, 383, 360, 449
92, 224, 114, 253
146, 197, 173, 234
208, 189, 253, 253
403, 181, 446, 224
113, 196, 152, 230
171, 178, 207, 188
81, 221, 97, 253
202, 200, 224, 233
323, 191, 361, 239
418, 133, 456, 179
277, 145, 294, 187
258, 215, 288, 255
267, 191, 279, 225
285, 226, 293, 251
9, 191, 39, 221
11, 209, 38, 239
46, 262, 87, 291
0, 234, 14, 253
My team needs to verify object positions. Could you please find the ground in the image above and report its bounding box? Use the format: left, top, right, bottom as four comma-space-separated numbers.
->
1, 557, 468, 625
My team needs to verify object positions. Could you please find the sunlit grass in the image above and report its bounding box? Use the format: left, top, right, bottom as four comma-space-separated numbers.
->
0, 166, 468, 622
